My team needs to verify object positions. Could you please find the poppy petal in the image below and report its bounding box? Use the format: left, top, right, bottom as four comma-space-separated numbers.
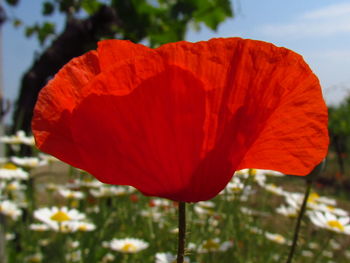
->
70, 57, 207, 201
32, 38, 329, 202
156, 38, 329, 175
97, 40, 152, 72
32, 51, 100, 167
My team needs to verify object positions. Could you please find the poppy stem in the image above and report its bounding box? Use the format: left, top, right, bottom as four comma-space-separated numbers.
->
177, 202, 186, 263
286, 178, 312, 263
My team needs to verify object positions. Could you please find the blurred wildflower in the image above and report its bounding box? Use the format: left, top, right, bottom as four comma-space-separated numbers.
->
0, 163, 29, 180
149, 198, 172, 209
29, 223, 50, 232
197, 238, 233, 253
329, 239, 341, 250
276, 205, 298, 218
90, 185, 132, 198
58, 188, 85, 200
5, 180, 26, 192
65, 250, 82, 262
301, 250, 314, 258
100, 253, 115, 263
5, 233, 15, 241
265, 232, 290, 245
308, 211, 350, 234
0, 200, 22, 220
155, 252, 190, 263
11, 156, 48, 169
38, 153, 60, 163
262, 183, 286, 196
140, 209, 164, 224
322, 250, 334, 258
67, 221, 96, 232
25, 253, 43, 263
34, 206, 87, 231
107, 238, 149, 253
224, 177, 244, 194
0, 130, 34, 146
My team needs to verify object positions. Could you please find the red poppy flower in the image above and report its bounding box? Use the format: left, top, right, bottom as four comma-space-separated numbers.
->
32, 38, 329, 202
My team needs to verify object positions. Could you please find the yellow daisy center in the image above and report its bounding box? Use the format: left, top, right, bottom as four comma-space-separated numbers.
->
327, 206, 335, 211
308, 193, 320, 204
273, 235, 285, 243
2, 163, 17, 170
249, 169, 257, 176
78, 224, 88, 231
28, 257, 41, 263
327, 220, 344, 231
121, 243, 137, 252
203, 239, 220, 250
6, 184, 17, 191
50, 211, 71, 222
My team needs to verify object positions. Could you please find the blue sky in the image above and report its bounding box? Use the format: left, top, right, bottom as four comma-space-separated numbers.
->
3, 0, 350, 121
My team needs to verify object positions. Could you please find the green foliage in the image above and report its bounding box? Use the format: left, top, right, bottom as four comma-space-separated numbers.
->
329, 96, 350, 136
110, 0, 232, 47
192, 0, 233, 30
42, 1, 55, 16
25, 22, 56, 45
5, 0, 233, 47
5, 0, 20, 6
12, 18, 22, 27
81, 0, 102, 14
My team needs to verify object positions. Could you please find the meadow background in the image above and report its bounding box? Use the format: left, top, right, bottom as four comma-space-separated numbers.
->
1, 134, 350, 263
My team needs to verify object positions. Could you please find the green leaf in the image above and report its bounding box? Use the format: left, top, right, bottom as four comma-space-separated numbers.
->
12, 18, 22, 27
81, 0, 101, 15
25, 26, 37, 38
5, 0, 20, 6
38, 22, 56, 45
42, 1, 55, 16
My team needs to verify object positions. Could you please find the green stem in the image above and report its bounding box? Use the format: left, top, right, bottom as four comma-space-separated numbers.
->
177, 202, 186, 263
286, 178, 312, 263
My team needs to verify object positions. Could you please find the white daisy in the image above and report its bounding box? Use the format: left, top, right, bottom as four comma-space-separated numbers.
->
25, 253, 43, 262
155, 252, 190, 263
308, 211, 350, 234
34, 206, 86, 231
58, 188, 85, 200
149, 198, 172, 208
0, 164, 29, 180
71, 178, 104, 188
0, 130, 34, 145
265, 232, 290, 245
140, 209, 163, 223
224, 177, 244, 193
38, 153, 60, 163
301, 250, 314, 257
108, 238, 149, 253
29, 224, 50, 232
276, 205, 298, 218
11, 156, 48, 169
5, 181, 26, 192
194, 206, 215, 217
262, 183, 286, 196
100, 253, 115, 262
197, 238, 233, 253
90, 186, 131, 198
309, 203, 348, 217
65, 221, 96, 232
65, 250, 81, 262
0, 200, 22, 220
